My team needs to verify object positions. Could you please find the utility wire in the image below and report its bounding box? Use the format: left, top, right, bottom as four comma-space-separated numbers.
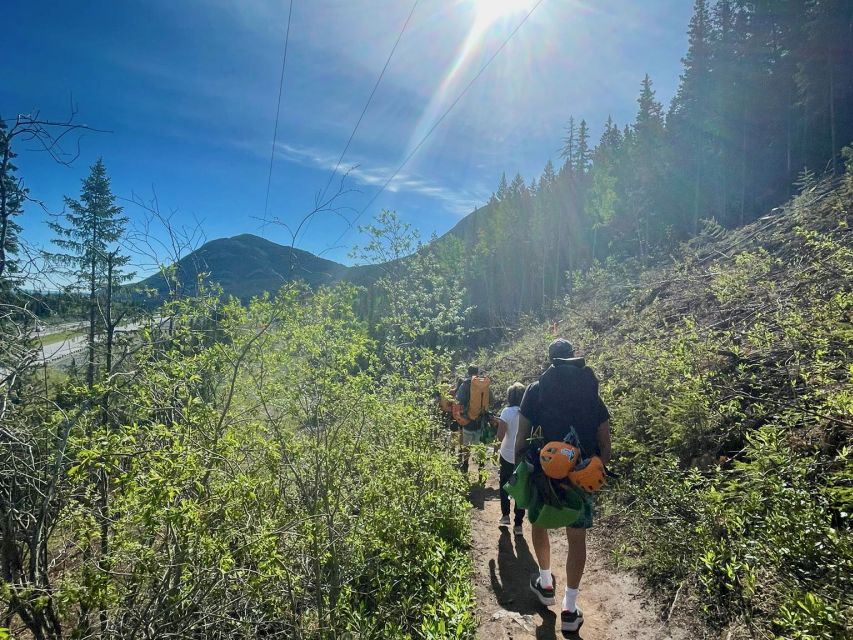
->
318, 0, 421, 206
331, 0, 545, 249
262, 0, 295, 232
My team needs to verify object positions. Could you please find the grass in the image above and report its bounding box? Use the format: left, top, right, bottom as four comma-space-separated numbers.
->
38, 329, 84, 346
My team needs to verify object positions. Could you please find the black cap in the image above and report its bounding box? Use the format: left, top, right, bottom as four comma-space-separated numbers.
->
548, 338, 574, 361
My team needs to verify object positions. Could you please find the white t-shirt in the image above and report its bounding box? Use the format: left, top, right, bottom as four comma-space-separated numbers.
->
498, 405, 521, 464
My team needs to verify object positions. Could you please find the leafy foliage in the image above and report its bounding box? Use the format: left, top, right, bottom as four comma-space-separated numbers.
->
3, 281, 475, 639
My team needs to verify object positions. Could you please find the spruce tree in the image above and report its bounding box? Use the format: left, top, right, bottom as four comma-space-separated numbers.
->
495, 172, 510, 201
627, 75, 666, 255
0, 118, 26, 283
509, 173, 527, 198
560, 116, 577, 174
49, 159, 130, 387
796, 0, 853, 176
575, 119, 590, 178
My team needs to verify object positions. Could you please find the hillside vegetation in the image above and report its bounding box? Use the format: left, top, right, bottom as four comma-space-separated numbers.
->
2, 280, 476, 639
484, 165, 853, 637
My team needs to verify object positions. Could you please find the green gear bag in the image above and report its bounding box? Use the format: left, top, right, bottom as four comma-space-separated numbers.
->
527, 477, 584, 529
502, 462, 533, 509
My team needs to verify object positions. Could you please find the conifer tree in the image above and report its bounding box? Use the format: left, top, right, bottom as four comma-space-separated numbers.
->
0, 118, 26, 283
575, 119, 590, 178
540, 159, 557, 190
495, 172, 510, 201
560, 117, 577, 174
509, 173, 527, 199
669, 0, 713, 233
627, 75, 666, 255
796, 0, 853, 175
49, 159, 130, 387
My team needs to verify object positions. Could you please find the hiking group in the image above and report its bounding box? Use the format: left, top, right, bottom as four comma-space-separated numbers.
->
443, 338, 612, 635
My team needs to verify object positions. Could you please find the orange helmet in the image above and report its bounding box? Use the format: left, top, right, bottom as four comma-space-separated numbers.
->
567, 456, 606, 492
539, 441, 581, 479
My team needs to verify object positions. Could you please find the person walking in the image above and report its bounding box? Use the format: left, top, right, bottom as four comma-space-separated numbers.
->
496, 382, 528, 535
514, 338, 611, 634
456, 365, 481, 472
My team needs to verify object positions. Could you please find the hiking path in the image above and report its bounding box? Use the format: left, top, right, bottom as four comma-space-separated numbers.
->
468, 464, 695, 640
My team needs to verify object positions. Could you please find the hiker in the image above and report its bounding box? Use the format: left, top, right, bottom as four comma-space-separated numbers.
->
496, 382, 527, 534
514, 338, 611, 634
455, 365, 495, 472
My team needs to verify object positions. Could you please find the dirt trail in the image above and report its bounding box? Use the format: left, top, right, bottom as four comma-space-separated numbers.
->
468, 466, 693, 640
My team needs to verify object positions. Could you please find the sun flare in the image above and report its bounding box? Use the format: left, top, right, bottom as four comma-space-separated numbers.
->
472, 0, 535, 27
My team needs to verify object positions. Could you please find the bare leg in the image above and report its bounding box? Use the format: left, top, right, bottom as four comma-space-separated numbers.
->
531, 524, 551, 572
565, 527, 587, 589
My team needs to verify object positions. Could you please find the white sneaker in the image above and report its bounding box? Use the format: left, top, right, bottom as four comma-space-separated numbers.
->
499, 515, 510, 526
513, 524, 523, 535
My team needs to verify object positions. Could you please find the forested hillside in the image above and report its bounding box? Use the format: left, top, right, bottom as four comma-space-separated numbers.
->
483, 165, 853, 638
448, 0, 853, 327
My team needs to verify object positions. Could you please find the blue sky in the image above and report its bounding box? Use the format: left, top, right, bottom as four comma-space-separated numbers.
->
5, 0, 692, 273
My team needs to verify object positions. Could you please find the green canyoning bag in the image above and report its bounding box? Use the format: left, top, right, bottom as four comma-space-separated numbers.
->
527, 470, 585, 529
503, 461, 533, 509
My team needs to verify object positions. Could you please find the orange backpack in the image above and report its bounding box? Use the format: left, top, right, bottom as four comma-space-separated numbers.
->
466, 375, 491, 421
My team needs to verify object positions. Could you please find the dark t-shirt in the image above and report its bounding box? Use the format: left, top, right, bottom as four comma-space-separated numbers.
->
519, 363, 610, 457
455, 377, 471, 407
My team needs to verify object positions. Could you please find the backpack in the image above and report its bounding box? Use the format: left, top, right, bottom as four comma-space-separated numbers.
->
466, 375, 491, 421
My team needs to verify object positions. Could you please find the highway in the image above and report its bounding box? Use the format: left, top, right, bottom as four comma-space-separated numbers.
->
36, 320, 155, 364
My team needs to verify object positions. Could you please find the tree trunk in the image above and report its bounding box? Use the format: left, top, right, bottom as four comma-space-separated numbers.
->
0, 142, 9, 280
740, 116, 747, 227
88, 255, 96, 389
827, 43, 838, 174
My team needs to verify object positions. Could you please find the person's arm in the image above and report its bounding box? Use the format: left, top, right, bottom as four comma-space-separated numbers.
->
496, 419, 508, 442
597, 420, 611, 465
515, 412, 531, 462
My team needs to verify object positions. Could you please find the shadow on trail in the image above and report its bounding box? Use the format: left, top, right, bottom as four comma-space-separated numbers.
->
488, 529, 557, 640
467, 483, 499, 510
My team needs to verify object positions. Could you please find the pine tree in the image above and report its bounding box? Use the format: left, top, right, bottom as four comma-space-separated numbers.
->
560, 117, 577, 174
709, 0, 738, 224
626, 75, 666, 255
509, 173, 527, 198
0, 118, 27, 283
668, 0, 713, 233
49, 159, 130, 387
796, 0, 853, 176
540, 159, 557, 190
575, 119, 590, 177
495, 172, 510, 201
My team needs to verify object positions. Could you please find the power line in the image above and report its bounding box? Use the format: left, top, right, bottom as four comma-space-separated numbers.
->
331, 0, 545, 249
262, 0, 295, 232
318, 0, 421, 206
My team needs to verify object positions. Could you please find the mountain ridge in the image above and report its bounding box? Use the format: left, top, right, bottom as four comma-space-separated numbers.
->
135, 204, 491, 299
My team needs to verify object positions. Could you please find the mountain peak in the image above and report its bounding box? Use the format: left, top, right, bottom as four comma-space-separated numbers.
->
137, 234, 349, 300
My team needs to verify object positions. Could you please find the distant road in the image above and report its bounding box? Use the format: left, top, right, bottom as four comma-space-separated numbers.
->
38, 319, 156, 365
35, 321, 87, 337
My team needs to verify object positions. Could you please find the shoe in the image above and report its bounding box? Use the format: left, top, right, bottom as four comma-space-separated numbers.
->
499, 515, 511, 526
561, 606, 584, 634
513, 524, 523, 535
529, 576, 556, 606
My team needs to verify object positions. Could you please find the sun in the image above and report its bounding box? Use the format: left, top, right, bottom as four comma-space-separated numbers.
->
472, 0, 535, 27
